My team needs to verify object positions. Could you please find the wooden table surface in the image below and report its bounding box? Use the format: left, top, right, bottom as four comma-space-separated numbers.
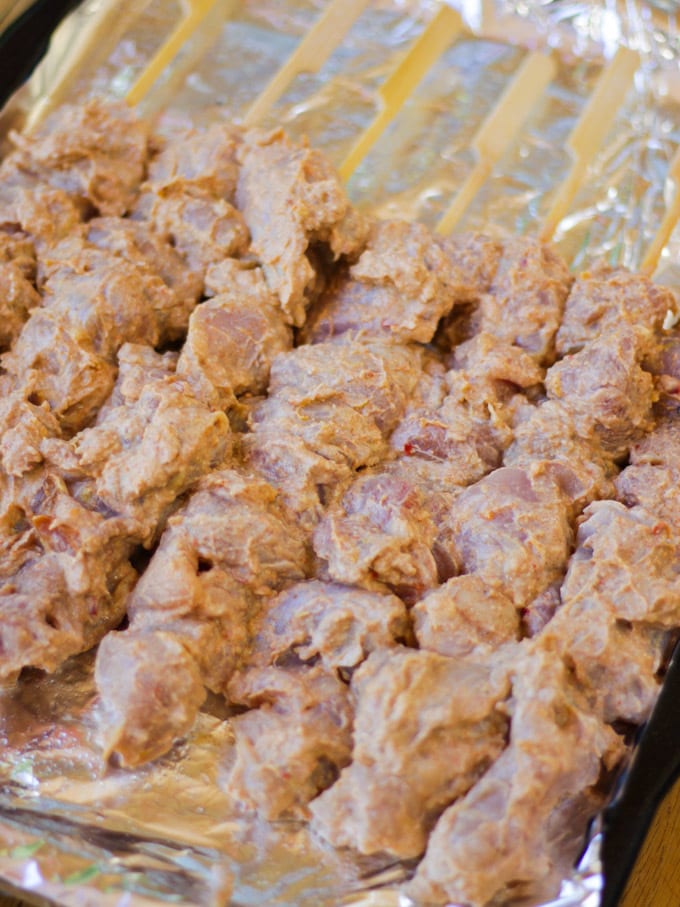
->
1, 777, 679, 907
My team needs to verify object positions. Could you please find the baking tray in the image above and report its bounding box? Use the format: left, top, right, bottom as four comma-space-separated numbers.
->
1, 1, 680, 905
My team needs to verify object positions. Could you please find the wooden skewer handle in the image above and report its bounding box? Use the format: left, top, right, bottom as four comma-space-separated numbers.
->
541, 45, 639, 241
437, 49, 555, 235
126, 0, 223, 108
339, 5, 464, 182
243, 0, 370, 127
641, 147, 680, 276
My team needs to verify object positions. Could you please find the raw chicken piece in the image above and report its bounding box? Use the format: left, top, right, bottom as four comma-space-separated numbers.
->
268, 339, 423, 434
0, 186, 83, 254
225, 664, 353, 819
542, 500, 680, 723
313, 470, 439, 603
43, 369, 231, 546
236, 127, 368, 326
2, 309, 117, 433
545, 325, 656, 460
413, 574, 519, 658
310, 648, 510, 859
465, 236, 572, 364
556, 265, 676, 357
145, 122, 241, 200
178, 260, 291, 409
303, 223, 500, 344
2, 100, 149, 216
144, 186, 249, 273
0, 472, 136, 679
615, 417, 680, 533
504, 400, 615, 511
249, 579, 410, 674
0, 259, 39, 349
95, 468, 311, 766
449, 465, 573, 608
409, 644, 623, 907
84, 217, 203, 341
244, 396, 387, 527
0, 385, 60, 477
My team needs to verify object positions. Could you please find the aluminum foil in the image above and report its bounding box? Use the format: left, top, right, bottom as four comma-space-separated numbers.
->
1, 1, 680, 905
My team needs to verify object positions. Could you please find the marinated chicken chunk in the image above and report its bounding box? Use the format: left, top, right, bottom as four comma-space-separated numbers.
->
545, 325, 656, 460
0, 473, 136, 679
236, 127, 368, 325
145, 122, 241, 199
542, 500, 680, 723
303, 223, 500, 344
245, 396, 387, 527
615, 417, 680, 532
413, 575, 520, 658
225, 664, 353, 819
0, 259, 39, 349
556, 265, 676, 357
391, 335, 539, 489
178, 261, 291, 409
314, 470, 440, 603
95, 467, 310, 765
0, 386, 60, 477
2, 100, 148, 216
462, 236, 572, 364
268, 339, 423, 434
249, 580, 410, 674
449, 465, 573, 608
409, 645, 623, 907
0, 185, 83, 256
505, 400, 615, 511
43, 369, 231, 546
84, 217, 203, 341
310, 648, 510, 859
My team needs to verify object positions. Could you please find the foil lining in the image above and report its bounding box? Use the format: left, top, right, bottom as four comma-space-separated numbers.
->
1, 1, 679, 905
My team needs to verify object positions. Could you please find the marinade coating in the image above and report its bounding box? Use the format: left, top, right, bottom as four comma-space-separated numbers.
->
42, 368, 231, 546
310, 648, 510, 859
178, 260, 291, 410
541, 500, 680, 724
0, 472, 136, 679
409, 645, 623, 907
224, 664, 354, 819
448, 465, 573, 608
413, 574, 520, 659
556, 265, 676, 357
2, 100, 149, 216
95, 468, 312, 765
545, 325, 657, 460
236, 127, 368, 326
248, 579, 410, 674
303, 223, 500, 344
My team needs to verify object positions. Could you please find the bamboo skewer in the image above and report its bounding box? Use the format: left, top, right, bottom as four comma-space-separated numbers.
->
126, 0, 225, 108
243, 0, 370, 127
436, 50, 556, 236
338, 5, 464, 183
640, 147, 680, 276
24, 0, 151, 133
540, 46, 640, 242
